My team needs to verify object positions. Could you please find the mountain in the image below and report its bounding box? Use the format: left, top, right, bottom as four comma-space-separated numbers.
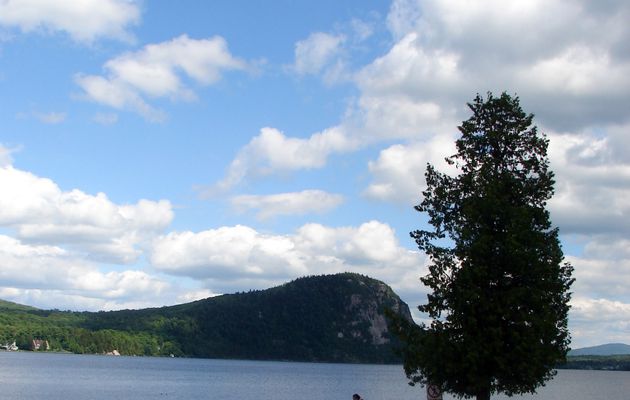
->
569, 343, 630, 356
0, 273, 413, 363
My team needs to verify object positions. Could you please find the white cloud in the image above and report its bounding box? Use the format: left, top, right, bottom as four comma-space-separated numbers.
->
375, 0, 630, 131
357, 32, 463, 101
231, 190, 344, 220
175, 288, 220, 305
519, 46, 625, 96
568, 254, 630, 303
76, 34, 246, 120
150, 225, 307, 281
570, 297, 630, 348
150, 221, 425, 294
292, 32, 346, 76
359, 1, 630, 230
207, 126, 357, 194
583, 238, 630, 261
0, 0, 140, 43
548, 131, 630, 236
353, 95, 456, 141
215, 0, 630, 193
0, 234, 171, 310
364, 136, 457, 204
0, 165, 173, 263
75, 74, 165, 122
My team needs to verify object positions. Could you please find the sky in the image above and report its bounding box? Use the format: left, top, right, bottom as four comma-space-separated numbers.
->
0, 0, 629, 349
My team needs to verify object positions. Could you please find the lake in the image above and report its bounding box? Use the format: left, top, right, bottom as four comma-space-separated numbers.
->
1, 352, 628, 399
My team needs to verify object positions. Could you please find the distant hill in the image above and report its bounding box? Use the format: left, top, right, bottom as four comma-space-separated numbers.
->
0, 273, 413, 363
560, 343, 630, 372
569, 343, 630, 356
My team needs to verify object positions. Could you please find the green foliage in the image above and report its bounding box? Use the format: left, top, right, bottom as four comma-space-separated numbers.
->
0, 307, 172, 356
397, 93, 575, 399
558, 355, 630, 371
0, 299, 39, 311
0, 273, 410, 363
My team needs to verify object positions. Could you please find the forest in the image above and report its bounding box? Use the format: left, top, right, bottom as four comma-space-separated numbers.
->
0, 273, 411, 363
557, 355, 630, 371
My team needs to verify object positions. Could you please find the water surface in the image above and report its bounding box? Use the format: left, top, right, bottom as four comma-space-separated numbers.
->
1, 352, 628, 399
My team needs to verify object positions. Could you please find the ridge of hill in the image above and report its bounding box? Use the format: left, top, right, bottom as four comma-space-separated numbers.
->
0, 299, 38, 311
0, 273, 412, 363
569, 343, 630, 356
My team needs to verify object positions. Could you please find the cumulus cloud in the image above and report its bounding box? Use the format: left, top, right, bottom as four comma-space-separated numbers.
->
0, 230, 219, 311
373, 0, 630, 131
213, 0, 630, 193
358, 1, 630, 227
76, 34, 246, 121
354, 95, 457, 141
150, 221, 425, 294
570, 297, 630, 348
0, 165, 173, 263
0, 0, 140, 43
548, 130, 630, 236
0, 288, 161, 312
568, 252, 630, 302
150, 226, 307, 282
206, 126, 358, 194
583, 238, 630, 261
364, 135, 457, 204
561, 236, 630, 347
357, 32, 463, 102
0, 234, 173, 310
231, 190, 344, 220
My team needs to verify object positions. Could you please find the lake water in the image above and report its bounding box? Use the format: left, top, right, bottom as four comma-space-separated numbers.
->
1, 352, 629, 399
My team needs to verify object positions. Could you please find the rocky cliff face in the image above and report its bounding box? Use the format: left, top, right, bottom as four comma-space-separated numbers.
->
344, 277, 413, 346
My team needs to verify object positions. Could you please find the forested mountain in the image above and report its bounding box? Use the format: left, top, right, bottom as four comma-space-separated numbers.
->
0, 273, 413, 363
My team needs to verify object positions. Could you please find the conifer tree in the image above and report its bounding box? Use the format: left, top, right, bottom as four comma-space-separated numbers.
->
394, 93, 574, 400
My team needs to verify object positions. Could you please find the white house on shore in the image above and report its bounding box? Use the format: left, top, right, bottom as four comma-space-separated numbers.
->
1, 341, 19, 351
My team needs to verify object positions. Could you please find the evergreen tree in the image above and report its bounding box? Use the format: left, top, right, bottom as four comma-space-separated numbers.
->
395, 93, 574, 399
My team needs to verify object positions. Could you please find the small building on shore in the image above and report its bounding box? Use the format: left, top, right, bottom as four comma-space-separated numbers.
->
31, 339, 50, 351
1, 341, 19, 351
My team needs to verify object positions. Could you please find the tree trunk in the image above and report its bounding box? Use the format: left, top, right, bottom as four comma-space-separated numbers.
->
476, 388, 491, 400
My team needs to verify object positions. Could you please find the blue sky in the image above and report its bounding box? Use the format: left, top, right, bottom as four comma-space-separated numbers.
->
1, 0, 630, 349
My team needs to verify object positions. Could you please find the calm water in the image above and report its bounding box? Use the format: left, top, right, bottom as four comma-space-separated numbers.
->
1, 352, 629, 399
